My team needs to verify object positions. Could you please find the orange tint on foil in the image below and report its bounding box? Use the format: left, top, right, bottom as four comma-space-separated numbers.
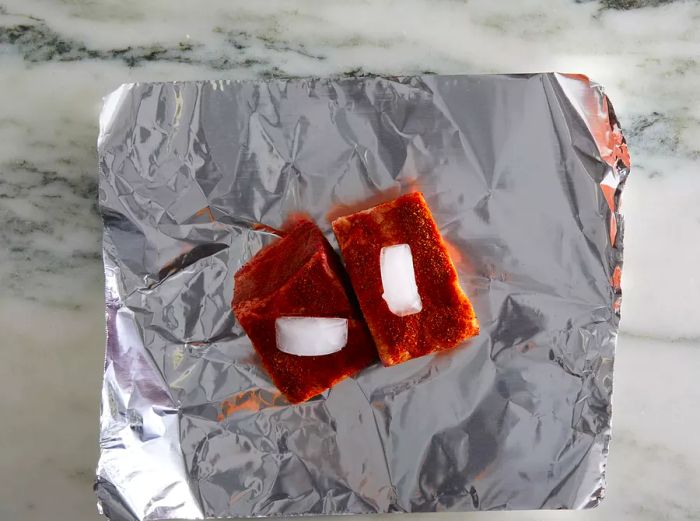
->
216, 391, 280, 421
442, 238, 464, 270
612, 265, 622, 291
559, 74, 630, 246
194, 206, 216, 223
561, 74, 630, 171
252, 222, 284, 236
600, 182, 618, 244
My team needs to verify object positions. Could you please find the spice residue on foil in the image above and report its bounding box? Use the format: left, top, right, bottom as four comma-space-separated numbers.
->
96, 73, 628, 520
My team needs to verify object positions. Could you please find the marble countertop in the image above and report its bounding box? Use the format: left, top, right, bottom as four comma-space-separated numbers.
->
0, 1, 698, 520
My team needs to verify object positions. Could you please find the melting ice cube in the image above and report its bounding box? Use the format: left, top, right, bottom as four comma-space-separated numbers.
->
275, 317, 348, 356
380, 243, 423, 317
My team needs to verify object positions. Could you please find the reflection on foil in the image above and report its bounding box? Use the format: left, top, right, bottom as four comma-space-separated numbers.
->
96, 74, 629, 520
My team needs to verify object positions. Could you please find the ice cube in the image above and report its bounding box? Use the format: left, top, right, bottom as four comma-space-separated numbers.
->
275, 317, 348, 356
380, 243, 423, 317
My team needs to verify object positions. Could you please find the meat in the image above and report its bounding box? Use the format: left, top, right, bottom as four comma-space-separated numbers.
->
332, 192, 479, 366
233, 219, 378, 403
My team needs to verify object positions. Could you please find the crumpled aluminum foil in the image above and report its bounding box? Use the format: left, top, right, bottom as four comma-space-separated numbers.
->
96, 73, 630, 520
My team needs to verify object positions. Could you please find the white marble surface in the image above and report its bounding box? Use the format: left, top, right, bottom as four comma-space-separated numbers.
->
0, 1, 698, 520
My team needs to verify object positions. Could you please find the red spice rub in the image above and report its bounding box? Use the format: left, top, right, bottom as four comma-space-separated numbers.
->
233, 219, 377, 403
332, 192, 479, 366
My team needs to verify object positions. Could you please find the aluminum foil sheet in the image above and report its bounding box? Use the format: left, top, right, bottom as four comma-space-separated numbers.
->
96, 73, 630, 520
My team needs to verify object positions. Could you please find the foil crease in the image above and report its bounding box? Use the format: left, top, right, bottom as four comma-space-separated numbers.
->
96, 74, 630, 520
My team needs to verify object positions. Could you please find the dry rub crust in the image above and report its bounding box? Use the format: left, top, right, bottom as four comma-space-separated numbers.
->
332, 192, 479, 366
233, 219, 377, 403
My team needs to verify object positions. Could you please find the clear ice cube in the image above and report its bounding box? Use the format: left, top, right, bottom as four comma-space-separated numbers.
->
275, 317, 348, 356
380, 243, 423, 317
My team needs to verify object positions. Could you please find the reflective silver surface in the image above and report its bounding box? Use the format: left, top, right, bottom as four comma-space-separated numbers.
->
96, 73, 629, 520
